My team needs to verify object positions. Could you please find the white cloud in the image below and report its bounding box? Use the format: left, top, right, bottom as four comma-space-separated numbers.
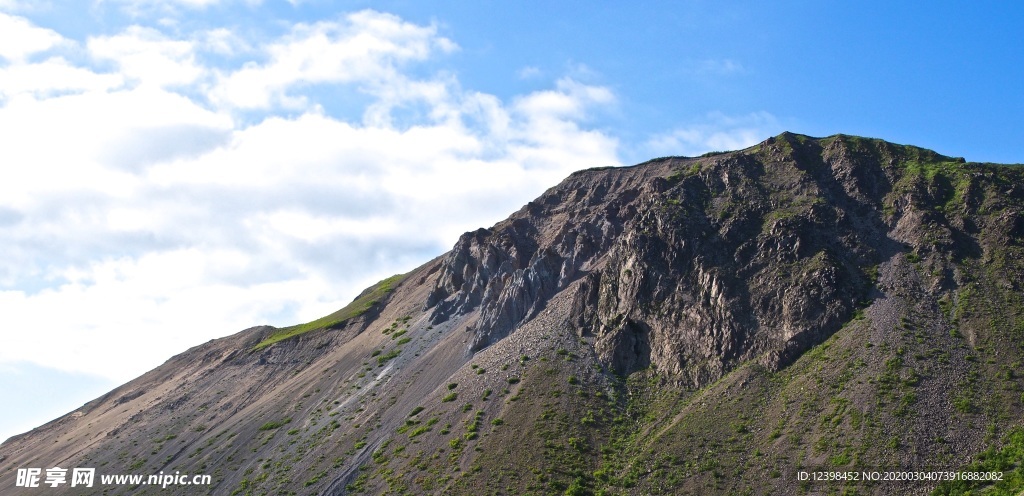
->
0, 86, 232, 208
0, 57, 123, 98
211, 10, 457, 110
201, 27, 250, 55
0, 10, 621, 382
88, 26, 205, 88
0, 13, 64, 61
0, 250, 328, 378
512, 77, 614, 121
644, 111, 783, 157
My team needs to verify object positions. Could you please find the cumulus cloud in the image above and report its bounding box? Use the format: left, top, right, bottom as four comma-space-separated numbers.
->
200, 27, 250, 56
0, 12, 64, 61
88, 26, 206, 88
0, 57, 123, 98
0, 10, 621, 381
644, 111, 783, 157
210, 10, 457, 110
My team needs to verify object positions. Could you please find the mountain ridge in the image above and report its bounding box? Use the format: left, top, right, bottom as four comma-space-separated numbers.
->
4, 132, 1024, 495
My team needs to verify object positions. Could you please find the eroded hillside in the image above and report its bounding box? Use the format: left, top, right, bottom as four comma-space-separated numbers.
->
3, 133, 1024, 495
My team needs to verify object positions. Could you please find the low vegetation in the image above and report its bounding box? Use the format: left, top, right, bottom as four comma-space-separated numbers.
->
253, 274, 406, 350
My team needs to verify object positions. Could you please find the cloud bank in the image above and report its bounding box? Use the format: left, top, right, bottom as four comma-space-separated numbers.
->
0, 6, 778, 389
0, 9, 621, 381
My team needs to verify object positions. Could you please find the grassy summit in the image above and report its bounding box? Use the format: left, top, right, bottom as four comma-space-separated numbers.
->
253, 273, 406, 350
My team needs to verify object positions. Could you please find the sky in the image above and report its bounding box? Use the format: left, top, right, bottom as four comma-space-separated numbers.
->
1, 0, 1022, 443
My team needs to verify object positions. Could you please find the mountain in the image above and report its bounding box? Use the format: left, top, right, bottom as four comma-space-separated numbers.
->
3, 132, 1024, 495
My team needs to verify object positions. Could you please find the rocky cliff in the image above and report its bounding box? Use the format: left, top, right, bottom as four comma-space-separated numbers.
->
3, 133, 1024, 495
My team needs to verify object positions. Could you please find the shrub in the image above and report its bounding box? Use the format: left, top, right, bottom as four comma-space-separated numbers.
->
953, 395, 974, 413
258, 418, 291, 431
580, 411, 596, 426
377, 349, 401, 366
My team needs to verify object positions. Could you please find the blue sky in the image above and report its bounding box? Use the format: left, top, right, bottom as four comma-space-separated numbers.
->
0, 0, 1021, 443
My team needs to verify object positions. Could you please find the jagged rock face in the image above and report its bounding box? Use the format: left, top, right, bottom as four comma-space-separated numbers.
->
425, 172, 633, 353
423, 134, 917, 386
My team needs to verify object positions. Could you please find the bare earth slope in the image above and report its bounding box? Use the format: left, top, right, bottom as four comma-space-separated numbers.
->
3, 133, 1024, 495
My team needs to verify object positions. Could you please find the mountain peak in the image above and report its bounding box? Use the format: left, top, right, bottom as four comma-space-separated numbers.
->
4, 134, 1024, 495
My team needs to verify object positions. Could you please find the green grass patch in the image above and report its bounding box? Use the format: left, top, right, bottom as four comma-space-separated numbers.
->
258, 418, 292, 431
253, 274, 405, 350
396, 419, 420, 434
377, 348, 401, 367
934, 427, 1024, 495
